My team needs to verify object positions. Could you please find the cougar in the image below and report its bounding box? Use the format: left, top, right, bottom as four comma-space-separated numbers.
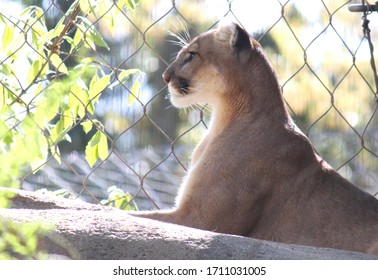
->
131, 23, 378, 255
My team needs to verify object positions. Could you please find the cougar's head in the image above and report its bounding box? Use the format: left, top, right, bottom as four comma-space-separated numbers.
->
162, 23, 261, 108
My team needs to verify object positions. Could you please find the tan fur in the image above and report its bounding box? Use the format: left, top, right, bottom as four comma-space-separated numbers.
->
131, 23, 378, 255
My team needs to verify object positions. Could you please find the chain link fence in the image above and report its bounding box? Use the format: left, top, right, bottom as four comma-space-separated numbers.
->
1, 0, 378, 210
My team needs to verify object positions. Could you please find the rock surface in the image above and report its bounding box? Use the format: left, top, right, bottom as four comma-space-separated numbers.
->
0, 188, 376, 260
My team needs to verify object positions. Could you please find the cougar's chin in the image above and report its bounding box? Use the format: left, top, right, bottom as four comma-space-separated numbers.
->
169, 84, 198, 108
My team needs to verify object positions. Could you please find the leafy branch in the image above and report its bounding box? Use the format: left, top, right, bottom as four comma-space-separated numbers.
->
0, 0, 142, 188
0, 0, 141, 260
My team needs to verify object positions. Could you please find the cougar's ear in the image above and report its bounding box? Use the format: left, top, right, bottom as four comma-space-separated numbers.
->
250, 37, 262, 50
217, 23, 260, 62
218, 23, 252, 50
230, 23, 251, 51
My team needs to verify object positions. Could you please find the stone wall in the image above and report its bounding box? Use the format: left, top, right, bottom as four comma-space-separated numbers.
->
0, 188, 375, 260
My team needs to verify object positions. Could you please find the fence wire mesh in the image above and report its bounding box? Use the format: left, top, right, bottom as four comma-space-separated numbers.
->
1, 0, 378, 210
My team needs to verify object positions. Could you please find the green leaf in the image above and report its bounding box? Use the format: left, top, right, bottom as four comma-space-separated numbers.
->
102, 186, 137, 210
79, 0, 98, 15
125, 0, 138, 10
85, 130, 100, 167
64, 35, 74, 50
0, 120, 13, 146
120, 69, 142, 79
50, 53, 68, 74
31, 21, 48, 50
117, 0, 125, 9
3, 25, 15, 48
0, 86, 7, 109
30, 133, 48, 172
86, 102, 95, 115
109, 69, 141, 89
0, 189, 15, 208
81, 57, 97, 64
32, 19, 47, 38
83, 33, 96, 50
0, 13, 6, 24
119, 69, 142, 84
70, 84, 89, 118
52, 16, 65, 38
79, 0, 90, 14
68, 94, 79, 120
51, 145, 61, 164
81, 120, 93, 134
128, 79, 142, 105
98, 131, 108, 160
85, 145, 97, 167
85, 130, 108, 167
90, 130, 102, 147
88, 73, 98, 95
71, 29, 83, 52
89, 74, 110, 101
62, 108, 75, 130
49, 119, 64, 144
27, 59, 41, 84
0, 220, 46, 259
38, 22, 64, 46
34, 84, 62, 127
78, 16, 110, 50
27, 6, 44, 20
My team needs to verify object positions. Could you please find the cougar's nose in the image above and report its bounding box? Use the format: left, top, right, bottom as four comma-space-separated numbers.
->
162, 72, 171, 84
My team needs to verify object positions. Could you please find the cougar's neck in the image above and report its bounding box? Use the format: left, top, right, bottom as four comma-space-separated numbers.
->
207, 102, 236, 136
224, 53, 290, 121
208, 53, 290, 136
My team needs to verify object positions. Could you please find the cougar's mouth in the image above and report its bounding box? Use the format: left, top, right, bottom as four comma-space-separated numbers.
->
177, 78, 190, 95
168, 77, 197, 108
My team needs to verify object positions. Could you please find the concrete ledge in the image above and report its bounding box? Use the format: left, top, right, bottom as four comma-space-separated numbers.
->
0, 188, 375, 260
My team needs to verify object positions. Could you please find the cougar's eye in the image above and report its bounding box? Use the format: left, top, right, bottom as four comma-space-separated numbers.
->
189, 52, 197, 60
184, 51, 197, 64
